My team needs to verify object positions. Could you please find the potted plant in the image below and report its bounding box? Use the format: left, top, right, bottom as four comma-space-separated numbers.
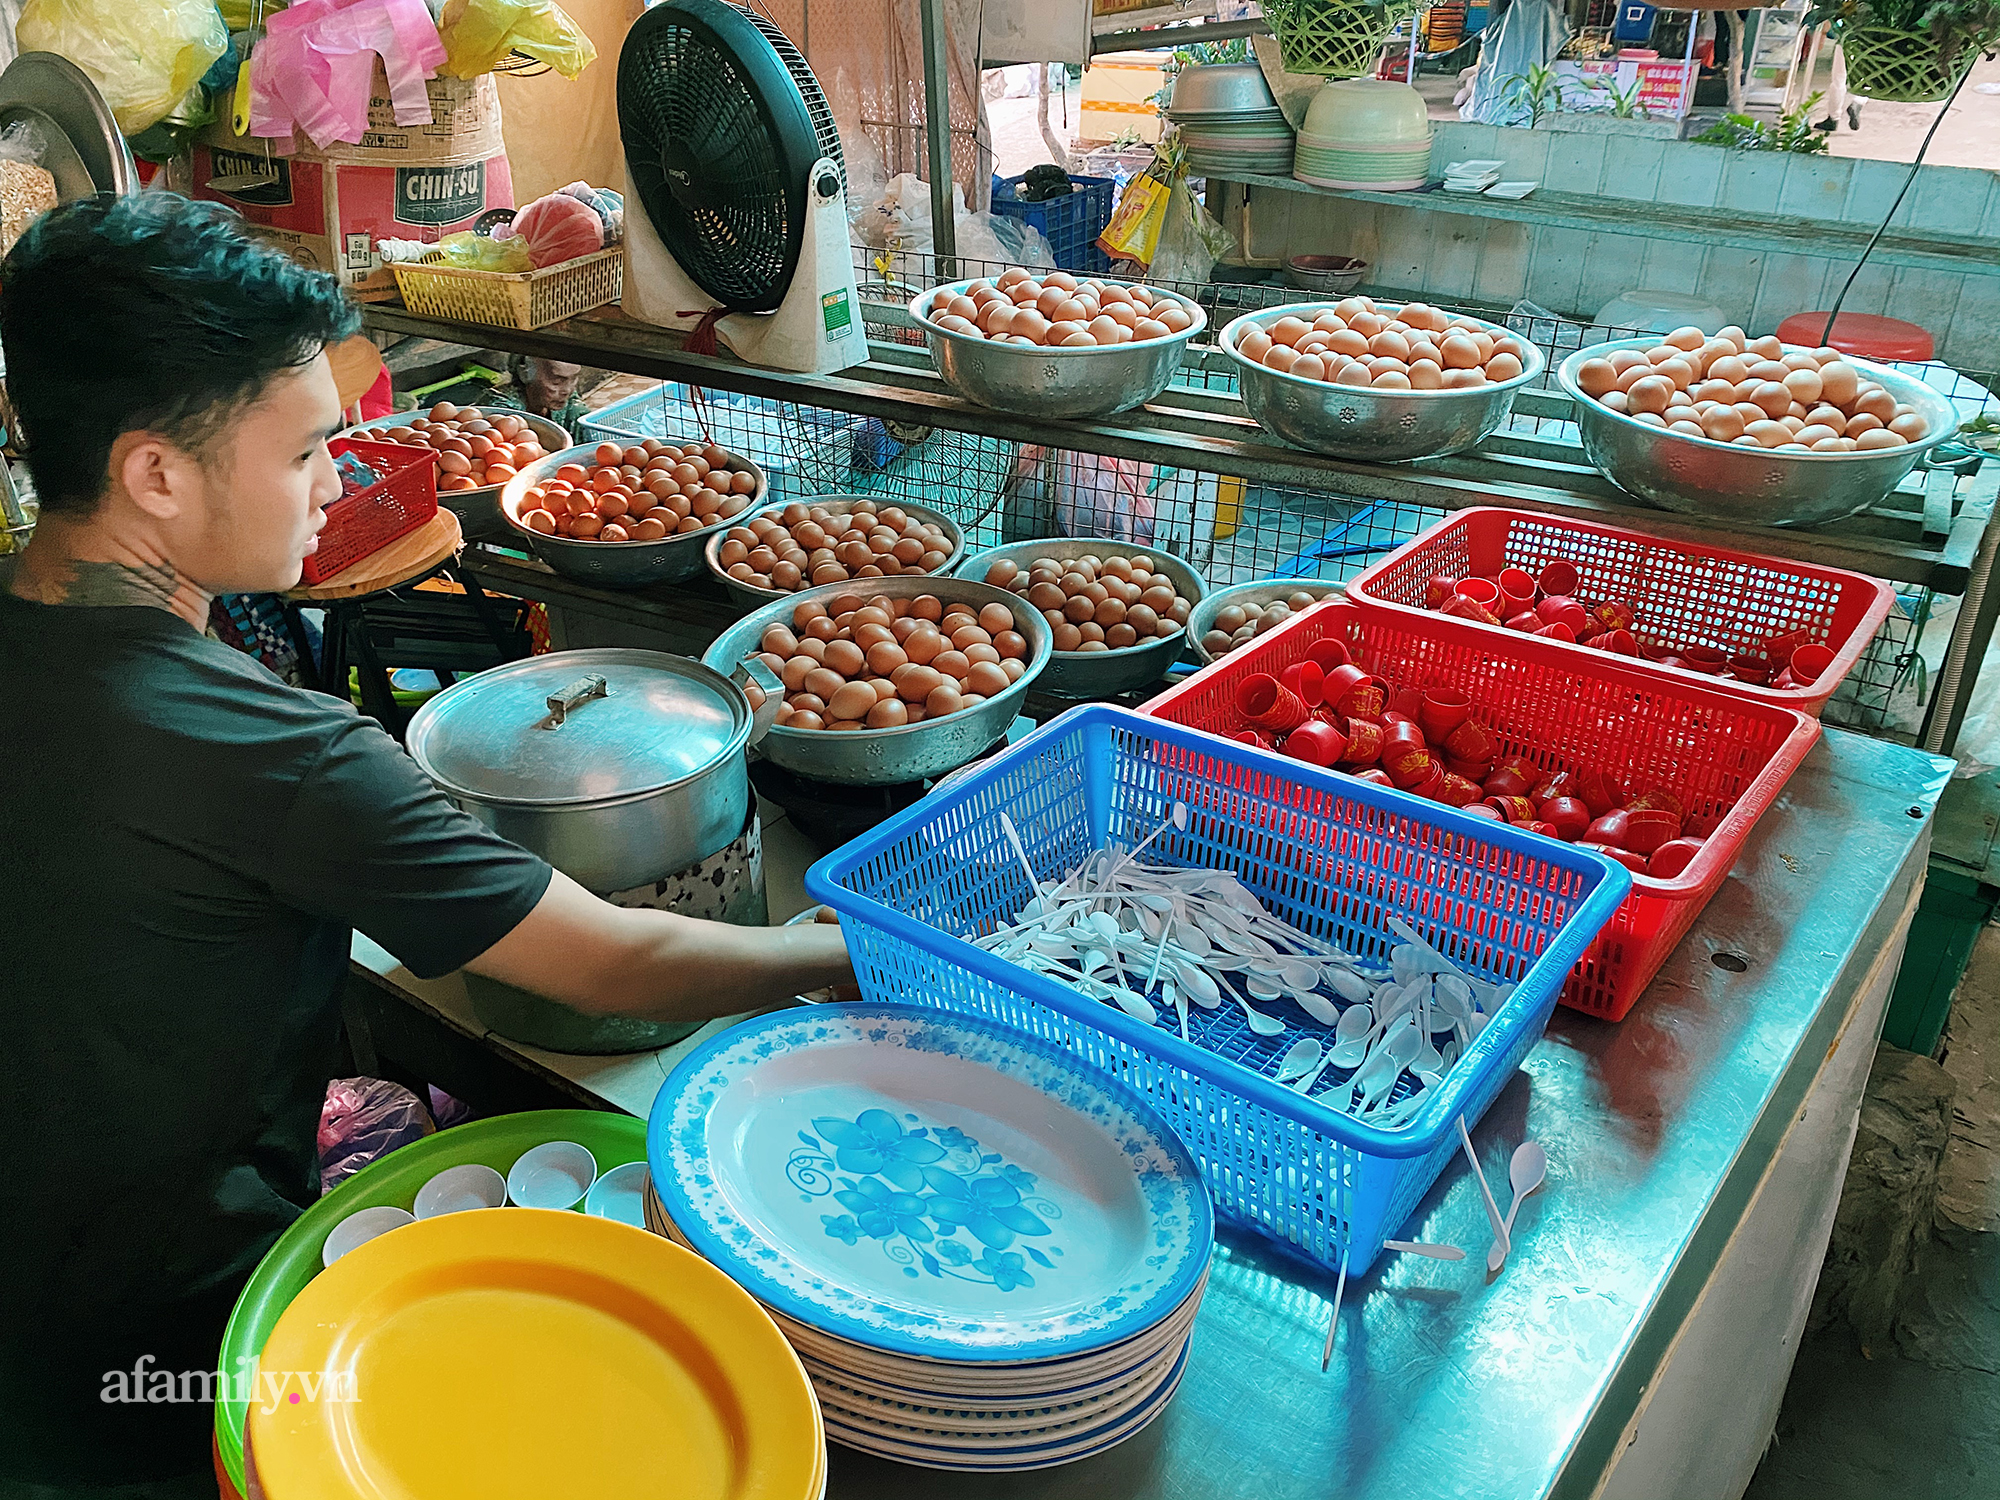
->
1802, 1, 2000, 101
1260, 0, 1419, 79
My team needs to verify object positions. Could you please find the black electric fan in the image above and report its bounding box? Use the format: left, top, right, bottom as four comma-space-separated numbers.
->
618, 0, 863, 372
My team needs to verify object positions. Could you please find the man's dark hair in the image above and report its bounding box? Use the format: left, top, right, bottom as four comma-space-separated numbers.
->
0, 192, 361, 515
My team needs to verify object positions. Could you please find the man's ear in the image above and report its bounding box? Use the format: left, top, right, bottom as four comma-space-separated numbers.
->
110, 432, 198, 524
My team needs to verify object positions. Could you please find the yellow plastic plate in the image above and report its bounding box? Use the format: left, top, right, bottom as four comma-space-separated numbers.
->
246, 1209, 823, 1500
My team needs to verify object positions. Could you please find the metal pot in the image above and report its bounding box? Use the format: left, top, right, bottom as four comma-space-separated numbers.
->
406, 648, 779, 1053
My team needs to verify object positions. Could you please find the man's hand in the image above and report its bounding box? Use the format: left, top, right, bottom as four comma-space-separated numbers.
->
464, 870, 855, 1022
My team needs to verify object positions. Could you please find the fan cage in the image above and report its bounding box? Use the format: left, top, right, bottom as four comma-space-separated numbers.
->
739, 4, 846, 187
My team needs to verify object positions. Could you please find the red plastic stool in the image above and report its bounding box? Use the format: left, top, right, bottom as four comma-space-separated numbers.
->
1776, 312, 1935, 361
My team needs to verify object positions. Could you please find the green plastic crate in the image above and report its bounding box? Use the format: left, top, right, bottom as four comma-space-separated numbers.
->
1885, 866, 1996, 1056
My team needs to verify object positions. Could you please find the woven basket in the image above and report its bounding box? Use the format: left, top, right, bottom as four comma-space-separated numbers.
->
1262, 0, 1416, 77
388, 246, 623, 330
1840, 26, 1980, 103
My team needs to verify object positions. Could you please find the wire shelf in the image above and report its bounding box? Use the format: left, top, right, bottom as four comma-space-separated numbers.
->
569, 244, 1987, 742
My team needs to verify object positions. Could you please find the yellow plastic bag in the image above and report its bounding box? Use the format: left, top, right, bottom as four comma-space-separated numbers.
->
218, 1, 288, 26
1096, 171, 1170, 269
437, 0, 597, 81
15, 0, 229, 136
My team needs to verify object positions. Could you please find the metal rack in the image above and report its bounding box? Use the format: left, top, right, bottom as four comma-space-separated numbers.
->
361, 248, 2000, 751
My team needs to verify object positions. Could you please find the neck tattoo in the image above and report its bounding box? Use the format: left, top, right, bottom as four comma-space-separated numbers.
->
11, 555, 212, 628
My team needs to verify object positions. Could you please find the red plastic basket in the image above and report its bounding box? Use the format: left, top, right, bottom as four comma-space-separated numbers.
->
1343, 507, 1895, 717
300, 437, 439, 585
1141, 601, 1822, 1021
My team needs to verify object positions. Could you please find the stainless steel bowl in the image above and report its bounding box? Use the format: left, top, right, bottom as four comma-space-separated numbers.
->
910, 279, 1207, 419
341, 408, 571, 540
700, 495, 967, 608
701, 575, 1051, 786
1164, 62, 1280, 115
1189, 579, 1344, 664
1557, 339, 1958, 527
956, 538, 1207, 698
1220, 302, 1545, 462
496, 444, 768, 588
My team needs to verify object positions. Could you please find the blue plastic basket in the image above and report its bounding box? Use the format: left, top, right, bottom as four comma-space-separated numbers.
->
805, 705, 1630, 1276
989, 173, 1118, 274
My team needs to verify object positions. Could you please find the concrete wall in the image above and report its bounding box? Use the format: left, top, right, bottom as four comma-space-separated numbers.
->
1241, 121, 2000, 368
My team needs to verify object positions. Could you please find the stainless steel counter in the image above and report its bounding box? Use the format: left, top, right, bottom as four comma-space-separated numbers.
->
352, 726, 1949, 1499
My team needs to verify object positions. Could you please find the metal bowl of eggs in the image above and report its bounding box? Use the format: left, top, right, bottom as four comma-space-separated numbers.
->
1557, 336, 1957, 527
956, 538, 1207, 699
340, 406, 571, 539
700, 574, 1052, 786
1218, 299, 1546, 462
497, 443, 768, 588
909, 271, 1206, 419
1190, 580, 1344, 664
701, 496, 966, 609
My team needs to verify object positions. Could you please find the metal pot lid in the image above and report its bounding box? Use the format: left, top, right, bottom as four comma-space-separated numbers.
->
406, 649, 751, 808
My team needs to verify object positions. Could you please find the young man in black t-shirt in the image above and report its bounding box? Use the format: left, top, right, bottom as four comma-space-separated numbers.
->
0, 194, 852, 1497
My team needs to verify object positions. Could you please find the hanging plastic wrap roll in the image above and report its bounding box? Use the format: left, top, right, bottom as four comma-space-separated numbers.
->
436, 0, 598, 81
1458, 0, 1570, 126
13, 0, 229, 135
250, 0, 449, 150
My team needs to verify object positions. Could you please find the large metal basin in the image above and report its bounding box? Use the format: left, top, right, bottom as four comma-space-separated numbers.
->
1220, 301, 1544, 462
1557, 339, 1957, 527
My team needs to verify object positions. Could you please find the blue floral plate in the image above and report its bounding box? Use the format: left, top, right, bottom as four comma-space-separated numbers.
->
648, 1004, 1213, 1363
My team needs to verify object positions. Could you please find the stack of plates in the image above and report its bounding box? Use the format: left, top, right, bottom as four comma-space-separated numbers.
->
246, 1209, 827, 1499
1443, 158, 1503, 193
646, 1004, 1215, 1471
1172, 107, 1295, 175
1294, 130, 1433, 190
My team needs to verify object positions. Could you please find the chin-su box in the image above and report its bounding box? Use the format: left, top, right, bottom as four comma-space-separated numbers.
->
193, 66, 513, 296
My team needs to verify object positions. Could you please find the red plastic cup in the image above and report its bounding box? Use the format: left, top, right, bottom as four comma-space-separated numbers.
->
1278, 661, 1325, 708
1681, 645, 1729, 675
1576, 767, 1626, 818
1384, 747, 1435, 790
1600, 629, 1640, 656
1726, 654, 1773, 685
1459, 803, 1506, 822
1504, 611, 1542, 632
1627, 788, 1685, 819
1765, 628, 1813, 664
1231, 729, 1273, 748
1235, 673, 1310, 733
1539, 560, 1579, 597
1305, 638, 1352, 672
1585, 809, 1631, 847
1442, 719, 1497, 763
1440, 594, 1502, 626
1486, 794, 1538, 824
1424, 575, 1460, 609
1497, 567, 1538, 612
1533, 621, 1577, 643
1320, 663, 1368, 705
1789, 642, 1835, 684
1340, 717, 1385, 766
1445, 755, 1494, 783
1536, 594, 1586, 631
1418, 687, 1471, 742
1623, 809, 1683, 856
1531, 770, 1577, 803
1351, 768, 1395, 788
1455, 576, 1500, 604
1648, 838, 1704, 878
1338, 682, 1386, 720
1594, 600, 1636, 632
1540, 796, 1592, 840
1439, 773, 1484, 807
1282, 719, 1347, 767
1410, 762, 1448, 801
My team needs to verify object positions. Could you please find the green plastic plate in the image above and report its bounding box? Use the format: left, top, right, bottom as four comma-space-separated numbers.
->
212, 1109, 646, 1492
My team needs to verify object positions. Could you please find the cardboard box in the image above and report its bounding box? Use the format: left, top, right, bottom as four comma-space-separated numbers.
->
193, 67, 513, 294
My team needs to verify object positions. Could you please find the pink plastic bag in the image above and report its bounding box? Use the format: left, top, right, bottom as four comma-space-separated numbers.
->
1007, 445, 1158, 546
317, 1077, 435, 1193
252, 0, 448, 151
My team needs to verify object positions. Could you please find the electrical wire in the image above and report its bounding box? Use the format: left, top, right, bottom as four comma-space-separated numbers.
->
1819, 61, 1977, 348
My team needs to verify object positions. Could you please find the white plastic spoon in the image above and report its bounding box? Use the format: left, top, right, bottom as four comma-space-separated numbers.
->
1485, 1142, 1548, 1274
1457, 1116, 1510, 1266
1274, 1036, 1322, 1084
998, 813, 1049, 904
1327, 1004, 1376, 1068
1234, 990, 1287, 1037
1383, 1239, 1466, 1261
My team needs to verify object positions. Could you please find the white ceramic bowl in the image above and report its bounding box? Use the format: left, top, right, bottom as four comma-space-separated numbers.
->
320, 1206, 416, 1267
413, 1164, 507, 1220
507, 1141, 598, 1209
583, 1162, 651, 1227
